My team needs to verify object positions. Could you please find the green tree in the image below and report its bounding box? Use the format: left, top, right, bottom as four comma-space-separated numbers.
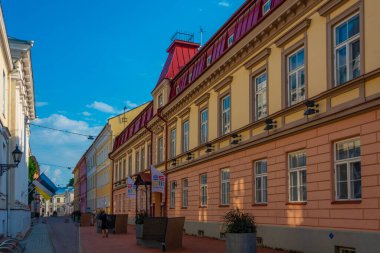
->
28, 157, 38, 204
67, 177, 74, 187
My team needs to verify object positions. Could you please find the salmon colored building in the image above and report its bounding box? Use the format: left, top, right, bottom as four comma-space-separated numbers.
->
110, 0, 380, 252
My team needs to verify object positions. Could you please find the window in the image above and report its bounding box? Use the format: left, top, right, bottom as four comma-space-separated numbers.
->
288, 151, 307, 202
128, 155, 132, 176
183, 121, 189, 152
182, 179, 188, 208
335, 138, 361, 200
254, 72, 268, 120
262, 0, 271, 15
170, 181, 176, 208
228, 34, 234, 47
135, 151, 140, 173
254, 160, 267, 204
288, 48, 305, 106
221, 169, 230, 205
122, 158, 126, 179
207, 55, 212, 66
158, 94, 163, 108
57, 198, 60, 203
334, 14, 360, 86
221, 95, 231, 135
200, 109, 208, 144
200, 174, 207, 206
158, 137, 164, 163
170, 129, 176, 159
337, 246, 356, 253
147, 144, 151, 167
141, 147, 145, 171
188, 73, 193, 83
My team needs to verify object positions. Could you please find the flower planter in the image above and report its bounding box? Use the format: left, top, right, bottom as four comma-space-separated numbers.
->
136, 224, 143, 239
226, 233, 256, 253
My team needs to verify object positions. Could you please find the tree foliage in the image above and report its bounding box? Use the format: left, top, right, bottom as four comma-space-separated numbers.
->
67, 177, 74, 187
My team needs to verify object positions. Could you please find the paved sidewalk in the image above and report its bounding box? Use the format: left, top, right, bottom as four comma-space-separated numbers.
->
81, 224, 284, 253
24, 220, 54, 253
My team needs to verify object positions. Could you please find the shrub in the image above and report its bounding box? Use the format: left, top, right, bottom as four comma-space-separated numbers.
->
135, 210, 148, 224
223, 208, 256, 233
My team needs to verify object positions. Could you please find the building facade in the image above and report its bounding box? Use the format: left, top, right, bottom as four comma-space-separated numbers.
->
110, 0, 380, 252
0, 8, 36, 237
73, 165, 80, 212
63, 187, 74, 215
78, 157, 87, 213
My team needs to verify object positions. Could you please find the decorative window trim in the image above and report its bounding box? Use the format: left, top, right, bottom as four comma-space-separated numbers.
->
213, 76, 233, 93
219, 93, 231, 137
254, 160, 268, 204
220, 168, 230, 205
182, 119, 190, 153
275, 19, 311, 48
194, 93, 210, 106
200, 173, 208, 207
288, 150, 307, 203
244, 48, 271, 70
199, 107, 209, 145
178, 107, 191, 119
317, 0, 348, 17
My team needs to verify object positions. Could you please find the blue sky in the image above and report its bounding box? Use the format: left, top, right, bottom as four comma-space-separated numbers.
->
2, 0, 244, 186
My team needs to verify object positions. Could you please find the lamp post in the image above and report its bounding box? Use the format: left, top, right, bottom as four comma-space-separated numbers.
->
0, 145, 22, 176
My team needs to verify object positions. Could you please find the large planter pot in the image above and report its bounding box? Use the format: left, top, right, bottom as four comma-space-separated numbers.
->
226, 233, 256, 253
136, 224, 143, 239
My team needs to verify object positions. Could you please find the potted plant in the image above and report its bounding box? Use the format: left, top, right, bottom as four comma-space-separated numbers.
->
135, 210, 147, 239
223, 208, 257, 253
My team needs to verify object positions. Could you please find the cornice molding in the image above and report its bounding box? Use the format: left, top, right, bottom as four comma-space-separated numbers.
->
178, 108, 191, 118
194, 93, 211, 106
161, 0, 321, 119
317, 0, 348, 17
274, 18, 311, 47
244, 48, 271, 70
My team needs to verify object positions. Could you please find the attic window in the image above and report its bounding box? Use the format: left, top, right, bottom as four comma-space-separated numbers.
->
207, 55, 212, 67
262, 0, 271, 15
228, 34, 234, 47
188, 73, 193, 83
158, 94, 163, 108
176, 86, 180, 95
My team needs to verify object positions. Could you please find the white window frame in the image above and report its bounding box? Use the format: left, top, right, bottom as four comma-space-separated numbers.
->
200, 109, 208, 144
334, 13, 360, 86
157, 137, 164, 163
221, 169, 230, 205
158, 93, 163, 108
207, 55, 212, 66
183, 121, 189, 152
254, 160, 267, 204
170, 129, 176, 159
288, 150, 307, 202
228, 34, 234, 47
287, 47, 305, 106
141, 147, 145, 171
200, 174, 208, 207
262, 0, 271, 15
188, 73, 193, 83
135, 150, 140, 173
221, 95, 231, 135
182, 178, 188, 208
334, 138, 361, 201
170, 181, 176, 208
254, 72, 268, 120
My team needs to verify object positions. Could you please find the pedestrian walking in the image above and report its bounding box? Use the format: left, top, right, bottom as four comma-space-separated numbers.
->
100, 210, 108, 238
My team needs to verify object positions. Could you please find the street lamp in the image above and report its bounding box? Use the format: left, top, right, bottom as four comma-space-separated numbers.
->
0, 145, 23, 176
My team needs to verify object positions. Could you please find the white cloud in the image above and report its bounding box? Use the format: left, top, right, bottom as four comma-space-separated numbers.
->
36, 101, 48, 107
30, 114, 102, 186
218, 1, 230, 7
82, 111, 91, 116
124, 100, 139, 109
87, 101, 119, 114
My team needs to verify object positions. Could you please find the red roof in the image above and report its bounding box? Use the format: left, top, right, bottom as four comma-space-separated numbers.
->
155, 40, 200, 88
113, 102, 154, 151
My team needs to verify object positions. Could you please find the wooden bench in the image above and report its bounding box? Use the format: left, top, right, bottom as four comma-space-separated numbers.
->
138, 217, 185, 251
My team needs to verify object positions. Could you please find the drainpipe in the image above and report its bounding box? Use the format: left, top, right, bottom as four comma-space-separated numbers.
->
156, 110, 168, 217
144, 125, 153, 216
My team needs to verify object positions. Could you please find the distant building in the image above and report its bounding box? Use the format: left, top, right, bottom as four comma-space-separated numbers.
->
63, 187, 74, 215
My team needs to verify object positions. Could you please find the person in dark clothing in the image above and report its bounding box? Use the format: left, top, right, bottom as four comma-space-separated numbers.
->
100, 210, 108, 238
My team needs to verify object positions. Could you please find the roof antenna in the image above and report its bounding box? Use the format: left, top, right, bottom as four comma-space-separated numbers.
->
199, 27, 205, 47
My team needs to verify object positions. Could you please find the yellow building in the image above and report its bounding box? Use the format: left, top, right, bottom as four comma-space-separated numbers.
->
93, 104, 148, 213
110, 0, 380, 252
